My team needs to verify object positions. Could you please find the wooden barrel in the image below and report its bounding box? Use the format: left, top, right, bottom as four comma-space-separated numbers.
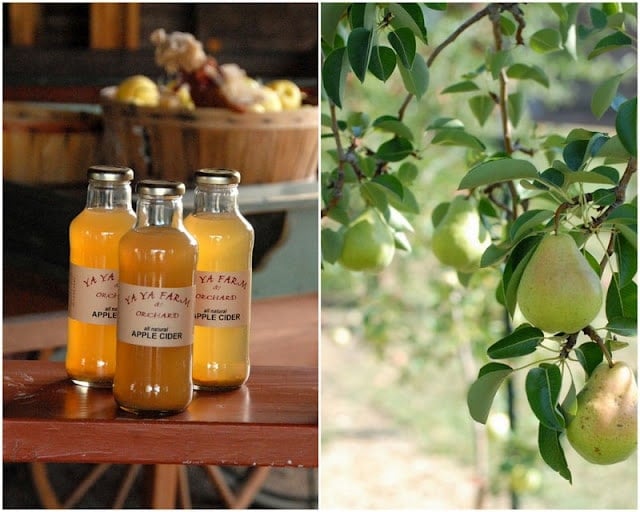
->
100, 86, 318, 184
3, 102, 103, 184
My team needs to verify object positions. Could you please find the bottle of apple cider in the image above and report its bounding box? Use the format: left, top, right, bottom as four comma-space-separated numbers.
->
66, 165, 136, 388
114, 180, 197, 416
184, 169, 254, 390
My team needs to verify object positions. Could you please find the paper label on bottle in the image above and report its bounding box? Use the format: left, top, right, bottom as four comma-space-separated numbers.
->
194, 271, 251, 328
117, 283, 195, 347
68, 264, 119, 325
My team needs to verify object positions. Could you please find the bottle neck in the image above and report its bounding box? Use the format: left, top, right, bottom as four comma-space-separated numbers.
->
86, 182, 132, 209
136, 196, 185, 228
194, 185, 239, 214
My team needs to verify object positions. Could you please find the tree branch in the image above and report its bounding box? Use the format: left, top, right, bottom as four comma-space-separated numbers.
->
399, 4, 495, 121
583, 325, 614, 367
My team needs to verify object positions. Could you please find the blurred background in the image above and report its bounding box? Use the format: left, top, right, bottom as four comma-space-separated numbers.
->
320, 3, 637, 509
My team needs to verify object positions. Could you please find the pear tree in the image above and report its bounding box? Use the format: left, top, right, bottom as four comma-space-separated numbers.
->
321, 2, 637, 487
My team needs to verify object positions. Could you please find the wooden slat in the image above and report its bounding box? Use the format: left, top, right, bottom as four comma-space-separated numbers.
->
90, 3, 141, 50
8, 4, 42, 47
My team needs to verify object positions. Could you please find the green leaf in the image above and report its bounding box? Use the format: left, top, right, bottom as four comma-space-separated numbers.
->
487, 325, 544, 359
427, 117, 465, 130
397, 161, 419, 184
398, 54, 429, 99
499, 14, 516, 36
574, 342, 604, 376
508, 92, 524, 127
321, 227, 344, 264
606, 317, 638, 336
349, 3, 377, 29
506, 63, 549, 88
458, 158, 538, 190
467, 362, 513, 424
588, 30, 633, 59
388, 3, 428, 44
561, 379, 578, 420
375, 137, 414, 162
509, 209, 554, 243
393, 230, 412, 252
386, 204, 414, 233
526, 364, 565, 431
616, 97, 637, 156
431, 201, 450, 229
372, 173, 405, 199
538, 168, 564, 189
487, 49, 512, 80
431, 129, 485, 151
368, 45, 397, 82
322, 47, 349, 108
602, 203, 638, 225
530, 28, 563, 53
393, 184, 420, 214
617, 223, 638, 251
616, 228, 637, 287
590, 165, 619, 184
359, 181, 389, 211
373, 115, 414, 141
441, 80, 480, 94
606, 273, 637, 321
321, 3, 349, 45
347, 27, 374, 82
590, 6, 609, 29
468, 94, 495, 126
388, 27, 416, 68
597, 135, 633, 162
480, 243, 510, 267
563, 139, 589, 171
563, 169, 618, 186
538, 424, 572, 483
502, 235, 541, 316
591, 74, 624, 119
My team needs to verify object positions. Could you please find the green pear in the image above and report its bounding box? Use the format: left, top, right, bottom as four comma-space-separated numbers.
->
431, 196, 489, 273
566, 361, 637, 465
516, 232, 602, 333
339, 208, 395, 272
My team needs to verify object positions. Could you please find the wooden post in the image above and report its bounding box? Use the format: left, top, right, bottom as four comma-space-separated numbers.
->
90, 3, 140, 49
8, 3, 42, 46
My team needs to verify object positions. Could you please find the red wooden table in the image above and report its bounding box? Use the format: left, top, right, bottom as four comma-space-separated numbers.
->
3, 293, 318, 507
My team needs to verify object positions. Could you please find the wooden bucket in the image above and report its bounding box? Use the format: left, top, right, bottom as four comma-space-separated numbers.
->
100, 86, 319, 184
3, 102, 103, 184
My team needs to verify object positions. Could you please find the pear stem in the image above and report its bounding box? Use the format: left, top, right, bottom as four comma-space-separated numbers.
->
583, 326, 614, 368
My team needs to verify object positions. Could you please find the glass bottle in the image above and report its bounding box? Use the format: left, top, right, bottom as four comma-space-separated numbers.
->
66, 165, 135, 388
114, 180, 197, 416
184, 169, 254, 390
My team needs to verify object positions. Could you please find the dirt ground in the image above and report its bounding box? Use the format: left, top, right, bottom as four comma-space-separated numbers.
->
319, 309, 510, 510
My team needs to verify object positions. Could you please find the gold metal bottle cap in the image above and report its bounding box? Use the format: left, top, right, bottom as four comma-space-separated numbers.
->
194, 168, 241, 185
87, 165, 134, 182
136, 180, 186, 197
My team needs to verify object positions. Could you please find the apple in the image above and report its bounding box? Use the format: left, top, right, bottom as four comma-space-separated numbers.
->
115, 75, 160, 107
266, 79, 303, 110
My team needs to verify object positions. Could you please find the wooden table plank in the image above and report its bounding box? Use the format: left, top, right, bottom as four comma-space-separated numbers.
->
4, 360, 317, 467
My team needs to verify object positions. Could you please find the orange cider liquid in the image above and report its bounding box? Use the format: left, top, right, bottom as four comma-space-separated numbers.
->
66, 208, 135, 387
184, 213, 253, 389
113, 227, 197, 415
